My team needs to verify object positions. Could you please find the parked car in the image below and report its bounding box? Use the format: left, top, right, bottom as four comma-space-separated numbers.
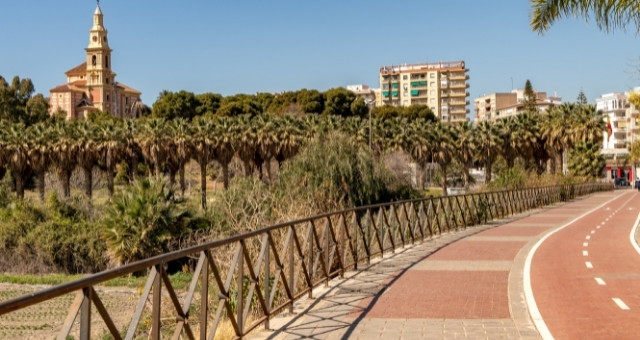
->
615, 177, 630, 187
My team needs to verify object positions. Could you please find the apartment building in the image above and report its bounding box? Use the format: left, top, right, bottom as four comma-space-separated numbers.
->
597, 91, 640, 181
474, 89, 562, 122
377, 61, 470, 121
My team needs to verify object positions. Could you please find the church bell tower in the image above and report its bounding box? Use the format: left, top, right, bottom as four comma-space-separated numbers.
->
85, 2, 116, 112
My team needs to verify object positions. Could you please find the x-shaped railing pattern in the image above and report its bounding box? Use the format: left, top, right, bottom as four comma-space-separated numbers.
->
0, 183, 611, 339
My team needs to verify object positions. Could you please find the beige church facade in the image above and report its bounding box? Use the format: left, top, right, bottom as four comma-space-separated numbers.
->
49, 4, 143, 120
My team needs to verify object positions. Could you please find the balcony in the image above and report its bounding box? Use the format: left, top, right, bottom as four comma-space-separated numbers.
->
451, 108, 469, 115
449, 74, 469, 81
449, 82, 468, 89
410, 81, 428, 88
441, 91, 450, 97
616, 121, 628, 129
614, 142, 626, 149
450, 91, 468, 97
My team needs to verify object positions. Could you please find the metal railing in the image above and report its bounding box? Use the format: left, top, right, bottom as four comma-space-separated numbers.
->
0, 182, 611, 339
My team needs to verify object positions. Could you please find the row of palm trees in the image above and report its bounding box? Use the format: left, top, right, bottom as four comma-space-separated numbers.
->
0, 103, 605, 208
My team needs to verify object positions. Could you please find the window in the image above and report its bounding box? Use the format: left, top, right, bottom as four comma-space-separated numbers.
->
105, 56, 109, 68
402, 75, 408, 80
106, 78, 109, 84
382, 84, 389, 90
106, 94, 110, 101
430, 82, 435, 87
430, 73, 435, 78
430, 98, 435, 103
92, 55, 96, 66
430, 90, 435, 95
125, 97, 129, 105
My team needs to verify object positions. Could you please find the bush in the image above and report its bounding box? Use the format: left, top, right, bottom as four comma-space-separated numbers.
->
99, 178, 202, 266
0, 193, 107, 274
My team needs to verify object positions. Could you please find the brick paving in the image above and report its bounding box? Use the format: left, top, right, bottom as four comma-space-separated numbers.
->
249, 191, 625, 340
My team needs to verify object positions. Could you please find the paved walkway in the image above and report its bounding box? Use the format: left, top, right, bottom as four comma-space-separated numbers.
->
249, 190, 627, 340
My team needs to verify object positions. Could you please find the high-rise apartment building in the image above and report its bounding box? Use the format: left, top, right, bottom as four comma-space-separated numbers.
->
474, 89, 561, 122
378, 61, 470, 121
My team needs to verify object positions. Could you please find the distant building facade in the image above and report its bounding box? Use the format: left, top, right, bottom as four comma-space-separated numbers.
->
49, 4, 142, 120
346, 84, 376, 104
377, 61, 470, 121
474, 89, 562, 122
597, 90, 640, 182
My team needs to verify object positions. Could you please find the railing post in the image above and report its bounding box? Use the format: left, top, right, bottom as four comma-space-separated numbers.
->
325, 218, 330, 287
237, 241, 245, 336
264, 233, 271, 330
151, 264, 163, 340
80, 287, 91, 340
201, 253, 209, 339
288, 226, 294, 314
308, 222, 314, 298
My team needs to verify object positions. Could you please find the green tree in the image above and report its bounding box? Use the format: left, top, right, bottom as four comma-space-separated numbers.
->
577, 89, 588, 105
297, 89, 324, 114
0, 75, 44, 125
522, 79, 538, 113
531, 0, 640, 33
217, 94, 261, 117
323, 87, 356, 117
151, 90, 199, 120
196, 92, 223, 116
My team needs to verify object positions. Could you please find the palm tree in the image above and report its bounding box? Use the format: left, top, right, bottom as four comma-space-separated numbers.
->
495, 117, 518, 168
431, 122, 455, 195
254, 114, 278, 181
122, 119, 142, 182
211, 116, 237, 190
542, 104, 574, 173
166, 118, 192, 195
190, 116, 215, 209
531, 0, 640, 34
234, 114, 258, 177
100, 178, 194, 266
273, 115, 305, 169
76, 120, 100, 200
475, 121, 501, 183
137, 118, 169, 178
50, 121, 78, 198
1, 123, 31, 198
408, 119, 434, 189
27, 123, 51, 201
453, 121, 476, 191
572, 104, 606, 144
97, 120, 125, 197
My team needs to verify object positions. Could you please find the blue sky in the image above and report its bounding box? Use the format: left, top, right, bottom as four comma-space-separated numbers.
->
1, 0, 638, 117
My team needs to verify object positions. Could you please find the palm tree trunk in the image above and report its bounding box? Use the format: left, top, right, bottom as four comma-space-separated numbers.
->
441, 164, 448, 196
179, 164, 186, 197
169, 169, 176, 188
14, 174, 25, 199
463, 164, 470, 192
129, 155, 138, 182
61, 170, 72, 198
200, 161, 207, 209
222, 163, 230, 190
83, 166, 93, 200
486, 160, 493, 184
107, 167, 115, 197
37, 171, 45, 202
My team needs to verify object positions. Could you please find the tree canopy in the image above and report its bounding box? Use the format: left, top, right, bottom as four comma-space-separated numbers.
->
531, 0, 640, 33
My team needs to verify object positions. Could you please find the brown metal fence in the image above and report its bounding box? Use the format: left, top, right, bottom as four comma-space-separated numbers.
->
0, 182, 611, 339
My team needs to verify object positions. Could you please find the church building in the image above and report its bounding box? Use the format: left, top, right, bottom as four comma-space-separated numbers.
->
49, 4, 143, 119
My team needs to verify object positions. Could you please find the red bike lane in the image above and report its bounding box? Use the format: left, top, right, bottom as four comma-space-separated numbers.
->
530, 191, 640, 339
